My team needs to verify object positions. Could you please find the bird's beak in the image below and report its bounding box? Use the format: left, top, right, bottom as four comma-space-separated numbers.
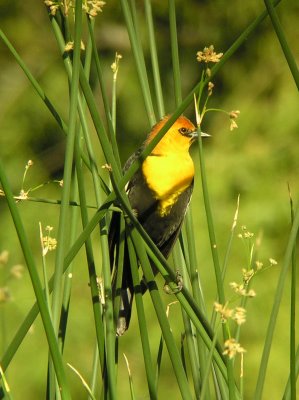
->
188, 131, 211, 140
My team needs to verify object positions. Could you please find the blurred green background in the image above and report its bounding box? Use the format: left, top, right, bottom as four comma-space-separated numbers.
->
0, 0, 298, 398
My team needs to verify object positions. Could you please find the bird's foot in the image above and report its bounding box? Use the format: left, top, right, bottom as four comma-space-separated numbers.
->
163, 270, 183, 294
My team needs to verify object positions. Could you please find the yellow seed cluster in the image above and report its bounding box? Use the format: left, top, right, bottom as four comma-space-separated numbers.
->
196, 45, 223, 64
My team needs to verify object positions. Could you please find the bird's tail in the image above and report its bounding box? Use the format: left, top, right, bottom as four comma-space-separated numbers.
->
109, 211, 134, 336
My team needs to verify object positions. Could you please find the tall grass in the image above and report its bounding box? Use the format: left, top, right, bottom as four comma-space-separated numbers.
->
0, 1, 298, 399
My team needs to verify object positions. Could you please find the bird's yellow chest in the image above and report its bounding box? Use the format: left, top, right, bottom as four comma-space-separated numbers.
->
142, 153, 194, 216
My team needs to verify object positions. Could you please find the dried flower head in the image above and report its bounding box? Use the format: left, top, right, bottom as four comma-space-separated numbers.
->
196, 45, 223, 64
238, 225, 254, 239
214, 302, 233, 322
44, 0, 60, 16
10, 264, 24, 279
233, 307, 247, 325
0, 287, 11, 304
229, 110, 240, 119
208, 81, 214, 97
229, 110, 240, 131
42, 237, 57, 254
83, 0, 106, 18
223, 338, 246, 359
64, 41, 85, 52
0, 250, 9, 265
242, 268, 255, 285
18, 189, 28, 200
255, 260, 264, 270
40, 224, 57, 256
229, 281, 256, 298
111, 52, 123, 75
102, 163, 112, 172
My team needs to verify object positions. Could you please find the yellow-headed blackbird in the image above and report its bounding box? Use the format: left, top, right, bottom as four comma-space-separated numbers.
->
109, 115, 208, 335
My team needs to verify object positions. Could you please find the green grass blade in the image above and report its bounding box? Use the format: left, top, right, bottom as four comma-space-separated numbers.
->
74, 129, 107, 374
173, 242, 201, 398
200, 325, 229, 400
129, 227, 193, 400
78, 66, 123, 183
288, 186, 296, 400
168, 0, 182, 106
127, 234, 158, 400
74, 119, 117, 398
67, 363, 97, 400
123, 354, 137, 400
184, 210, 212, 396
264, 0, 299, 89
89, 344, 100, 399
280, 185, 298, 400
120, 0, 156, 125
0, 199, 113, 373
254, 204, 299, 399
0, 29, 66, 132
283, 347, 299, 399
0, 161, 71, 400
196, 131, 236, 398
155, 334, 164, 391
86, 18, 122, 170
0, 364, 13, 400
144, 0, 165, 118
51, 0, 83, 335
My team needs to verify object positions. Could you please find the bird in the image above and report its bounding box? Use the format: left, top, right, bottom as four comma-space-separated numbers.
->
109, 114, 209, 335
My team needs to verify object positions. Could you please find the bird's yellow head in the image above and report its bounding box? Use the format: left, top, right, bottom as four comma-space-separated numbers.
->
145, 115, 197, 155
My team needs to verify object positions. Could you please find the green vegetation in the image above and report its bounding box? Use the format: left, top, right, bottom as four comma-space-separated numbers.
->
0, 1, 298, 399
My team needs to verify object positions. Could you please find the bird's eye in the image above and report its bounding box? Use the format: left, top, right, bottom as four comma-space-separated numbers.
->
179, 127, 188, 135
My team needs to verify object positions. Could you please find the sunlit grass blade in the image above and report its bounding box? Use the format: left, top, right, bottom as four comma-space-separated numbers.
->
123, 353, 137, 400
89, 344, 100, 400
0, 364, 12, 400
67, 363, 97, 400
